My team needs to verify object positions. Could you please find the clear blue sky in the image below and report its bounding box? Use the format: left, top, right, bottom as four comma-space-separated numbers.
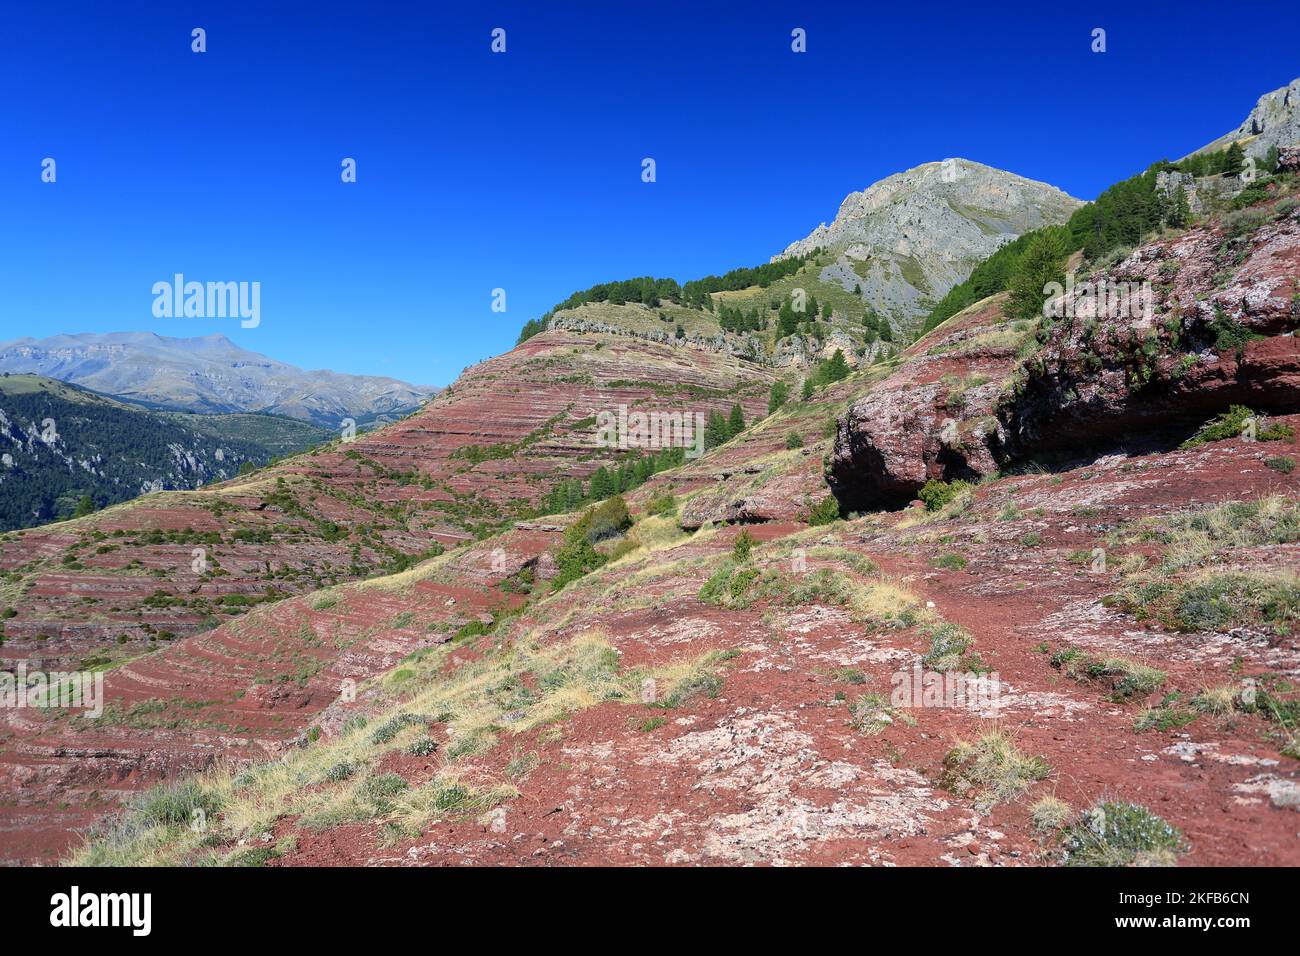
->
2, 1, 1296, 386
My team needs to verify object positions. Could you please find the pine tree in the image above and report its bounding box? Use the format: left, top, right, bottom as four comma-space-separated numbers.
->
801, 377, 815, 400
1007, 231, 1067, 322
768, 380, 789, 415
1224, 142, 1246, 177
1166, 185, 1190, 228
820, 349, 850, 385
727, 403, 745, 437
588, 466, 612, 500
704, 410, 729, 448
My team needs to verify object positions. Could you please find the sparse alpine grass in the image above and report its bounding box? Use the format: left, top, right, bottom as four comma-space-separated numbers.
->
941, 730, 1051, 812
1049, 648, 1166, 701
69, 629, 738, 866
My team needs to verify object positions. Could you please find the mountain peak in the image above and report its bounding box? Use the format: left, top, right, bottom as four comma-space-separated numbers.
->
1190, 75, 1300, 159
774, 161, 1082, 331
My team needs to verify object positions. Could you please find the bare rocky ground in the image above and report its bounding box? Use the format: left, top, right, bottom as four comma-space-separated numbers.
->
1, 187, 1298, 867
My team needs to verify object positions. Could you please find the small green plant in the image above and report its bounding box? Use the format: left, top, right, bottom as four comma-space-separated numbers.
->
1030, 796, 1072, 834
1050, 649, 1166, 700
1060, 801, 1186, 866
732, 530, 755, 562
1134, 693, 1199, 732
849, 694, 894, 735
325, 760, 358, 783
1265, 456, 1296, 474
406, 736, 439, 757
806, 495, 842, 526
929, 552, 967, 571
785, 432, 804, 450
941, 731, 1051, 811
639, 716, 667, 732
918, 479, 973, 513
832, 667, 868, 685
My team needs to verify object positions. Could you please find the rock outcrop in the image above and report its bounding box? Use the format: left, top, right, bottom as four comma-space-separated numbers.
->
1001, 197, 1300, 453
776, 159, 1082, 332
825, 296, 1017, 510
828, 185, 1300, 510
1192, 76, 1300, 162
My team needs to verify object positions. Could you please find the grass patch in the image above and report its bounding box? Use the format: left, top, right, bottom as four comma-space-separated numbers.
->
941, 730, 1051, 812
1050, 649, 1166, 701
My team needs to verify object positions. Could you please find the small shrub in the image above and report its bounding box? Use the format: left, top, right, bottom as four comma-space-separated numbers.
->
1060, 801, 1186, 866
325, 760, 358, 783
918, 479, 973, 513
732, 530, 755, 562
807, 495, 842, 526
941, 731, 1051, 811
930, 552, 967, 571
406, 736, 439, 757
1030, 796, 1071, 833
785, 432, 804, 450
832, 667, 868, 685
849, 694, 894, 735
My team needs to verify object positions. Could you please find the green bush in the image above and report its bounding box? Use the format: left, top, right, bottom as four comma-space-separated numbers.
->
807, 496, 841, 526
1061, 802, 1186, 866
732, 530, 755, 562
918, 479, 973, 512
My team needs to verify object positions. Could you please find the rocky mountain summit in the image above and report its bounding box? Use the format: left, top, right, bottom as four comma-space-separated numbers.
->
775, 160, 1082, 331
0, 332, 434, 429
1194, 76, 1300, 161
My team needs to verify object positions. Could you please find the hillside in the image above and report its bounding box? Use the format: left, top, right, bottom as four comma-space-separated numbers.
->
0, 375, 329, 530
1, 79, 1298, 869
1, 152, 1296, 865
0, 332, 434, 428
1192, 76, 1300, 161
0, 332, 777, 677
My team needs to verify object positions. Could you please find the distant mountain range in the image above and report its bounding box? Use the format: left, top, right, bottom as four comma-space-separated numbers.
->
0, 374, 333, 529
0, 332, 436, 429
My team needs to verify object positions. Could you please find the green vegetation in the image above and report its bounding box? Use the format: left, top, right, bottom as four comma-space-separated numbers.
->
0, 375, 326, 530
551, 497, 632, 591
1049, 649, 1166, 700
918, 479, 973, 512
941, 731, 1051, 811
922, 143, 1283, 337
538, 446, 684, 516
1060, 801, 1186, 867
1180, 405, 1289, 447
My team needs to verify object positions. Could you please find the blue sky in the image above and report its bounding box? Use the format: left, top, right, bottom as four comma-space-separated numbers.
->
2, 1, 1296, 387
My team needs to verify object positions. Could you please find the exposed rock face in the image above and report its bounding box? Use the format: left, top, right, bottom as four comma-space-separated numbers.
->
0, 332, 434, 428
828, 191, 1300, 510
1193, 76, 1300, 161
825, 296, 1017, 510
1001, 200, 1300, 453
776, 159, 1082, 331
